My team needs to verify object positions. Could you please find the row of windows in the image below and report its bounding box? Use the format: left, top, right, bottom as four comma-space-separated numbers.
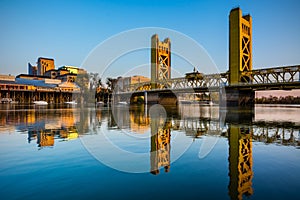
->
41, 61, 48, 66
158, 46, 169, 53
0, 85, 28, 90
242, 23, 250, 35
41, 61, 53, 67
0, 85, 78, 92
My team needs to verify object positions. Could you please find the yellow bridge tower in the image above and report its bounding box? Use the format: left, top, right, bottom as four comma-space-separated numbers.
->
229, 7, 252, 84
151, 34, 171, 88
226, 7, 255, 107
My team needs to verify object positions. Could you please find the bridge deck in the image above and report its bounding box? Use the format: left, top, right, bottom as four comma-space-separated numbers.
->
117, 65, 300, 94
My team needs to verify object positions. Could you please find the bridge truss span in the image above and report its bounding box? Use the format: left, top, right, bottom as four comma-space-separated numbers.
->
250, 65, 300, 86
123, 65, 300, 93
125, 72, 228, 93
114, 65, 300, 108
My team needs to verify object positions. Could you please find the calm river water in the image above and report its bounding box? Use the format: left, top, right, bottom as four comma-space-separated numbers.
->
0, 103, 299, 200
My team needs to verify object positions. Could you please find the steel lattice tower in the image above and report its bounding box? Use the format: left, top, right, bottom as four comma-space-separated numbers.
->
151, 34, 171, 88
229, 8, 252, 84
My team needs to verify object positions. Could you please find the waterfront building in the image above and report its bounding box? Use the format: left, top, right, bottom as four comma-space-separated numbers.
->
57, 67, 69, 76
56, 66, 88, 86
58, 66, 79, 74
58, 66, 87, 75
0, 74, 80, 103
16, 74, 50, 80
56, 73, 77, 83
43, 67, 86, 81
131, 75, 150, 84
28, 63, 38, 76
115, 75, 150, 92
0, 74, 15, 82
37, 57, 55, 76
0, 56, 91, 104
44, 69, 58, 79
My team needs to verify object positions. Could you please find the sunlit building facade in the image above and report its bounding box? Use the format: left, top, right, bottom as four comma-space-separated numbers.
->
37, 57, 55, 76
115, 75, 150, 92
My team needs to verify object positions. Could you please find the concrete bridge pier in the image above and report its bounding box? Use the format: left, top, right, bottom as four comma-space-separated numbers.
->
129, 91, 178, 106
143, 92, 158, 104
224, 88, 255, 108
112, 93, 132, 104
157, 92, 178, 106
220, 88, 255, 124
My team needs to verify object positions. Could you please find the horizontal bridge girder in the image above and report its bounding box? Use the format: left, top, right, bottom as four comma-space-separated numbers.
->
115, 65, 300, 94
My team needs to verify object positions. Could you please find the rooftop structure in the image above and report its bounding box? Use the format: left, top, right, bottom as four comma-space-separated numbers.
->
58, 66, 80, 74
0, 74, 15, 82
28, 63, 38, 76
37, 57, 55, 76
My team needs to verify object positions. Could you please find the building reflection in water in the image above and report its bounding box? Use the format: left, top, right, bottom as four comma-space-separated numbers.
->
28, 125, 78, 149
24, 110, 80, 149
0, 107, 84, 149
130, 106, 150, 134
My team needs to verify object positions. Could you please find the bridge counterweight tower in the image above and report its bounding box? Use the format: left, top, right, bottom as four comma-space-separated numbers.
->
229, 7, 252, 84
151, 34, 171, 88
226, 7, 254, 107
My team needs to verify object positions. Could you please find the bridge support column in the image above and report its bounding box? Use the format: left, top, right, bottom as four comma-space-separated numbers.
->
158, 92, 177, 106
130, 92, 160, 105
113, 93, 131, 104
144, 93, 159, 104
225, 88, 254, 108
144, 91, 147, 105
130, 91, 178, 106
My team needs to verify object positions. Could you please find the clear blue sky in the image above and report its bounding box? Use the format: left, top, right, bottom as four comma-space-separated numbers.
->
0, 0, 300, 77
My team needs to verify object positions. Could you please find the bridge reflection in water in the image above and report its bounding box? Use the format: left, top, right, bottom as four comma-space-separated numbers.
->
0, 104, 299, 200
149, 105, 171, 175
110, 103, 299, 200
228, 124, 253, 200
